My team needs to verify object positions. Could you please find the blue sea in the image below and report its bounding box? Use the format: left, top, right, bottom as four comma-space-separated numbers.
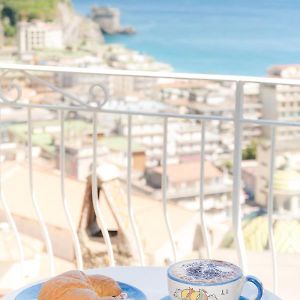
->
73, 0, 300, 76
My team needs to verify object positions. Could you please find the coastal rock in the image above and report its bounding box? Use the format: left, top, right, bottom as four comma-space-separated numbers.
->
91, 6, 135, 35
57, 2, 104, 52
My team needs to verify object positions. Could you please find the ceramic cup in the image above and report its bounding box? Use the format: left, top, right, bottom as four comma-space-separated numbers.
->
167, 259, 263, 300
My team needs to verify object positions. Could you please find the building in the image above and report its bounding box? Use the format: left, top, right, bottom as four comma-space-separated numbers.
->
145, 160, 231, 209
120, 117, 222, 167
56, 136, 145, 181
101, 136, 146, 172
103, 44, 172, 72
268, 64, 300, 79
256, 140, 300, 216
58, 143, 108, 181
256, 65, 300, 209
260, 85, 300, 140
0, 160, 201, 269
159, 81, 262, 154
17, 21, 64, 55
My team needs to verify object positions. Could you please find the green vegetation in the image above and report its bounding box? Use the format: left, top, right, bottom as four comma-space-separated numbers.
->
0, 0, 70, 36
223, 160, 233, 173
3, 22, 15, 36
8, 119, 90, 156
101, 136, 145, 153
242, 140, 257, 160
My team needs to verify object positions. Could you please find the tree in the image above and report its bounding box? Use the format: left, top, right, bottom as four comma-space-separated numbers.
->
242, 140, 257, 160
3, 23, 15, 36
0, 0, 65, 37
1, 6, 17, 25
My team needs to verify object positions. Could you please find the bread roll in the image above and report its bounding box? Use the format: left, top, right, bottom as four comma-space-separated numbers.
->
88, 274, 121, 297
60, 288, 102, 300
38, 270, 121, 300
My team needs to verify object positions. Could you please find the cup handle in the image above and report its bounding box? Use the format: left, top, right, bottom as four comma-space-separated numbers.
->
244, 275, 263, 300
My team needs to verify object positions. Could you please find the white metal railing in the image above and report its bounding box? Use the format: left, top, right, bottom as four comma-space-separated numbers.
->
127, 115, 145, 265
1, 64, 300, 295
199, 120, 212, 259
27, 107, 55, 275
92, 111, 115, 266
59, 110, 83, 270
0, 110, 25, 277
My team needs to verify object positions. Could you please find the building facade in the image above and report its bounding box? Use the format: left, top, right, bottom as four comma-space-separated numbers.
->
17, 21, 64, 55
256, 65, 300, 212
159, 81, 262, 154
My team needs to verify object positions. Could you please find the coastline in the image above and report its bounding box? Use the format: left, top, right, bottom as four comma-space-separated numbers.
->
73, 0, 300, 76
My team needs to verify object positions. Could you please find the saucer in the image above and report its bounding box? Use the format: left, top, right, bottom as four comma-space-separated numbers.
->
15, 281, 147, 300
161, 297, 247, 300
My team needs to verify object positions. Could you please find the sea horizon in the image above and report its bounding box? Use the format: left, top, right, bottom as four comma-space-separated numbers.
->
73, 0, 300, 76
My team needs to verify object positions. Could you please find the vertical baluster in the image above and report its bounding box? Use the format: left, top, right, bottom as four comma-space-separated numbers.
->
127, 115, 145, 265
59, 110, 83, 269
27, 107, 55, 275
233, 81, 248, 272
162, 117, 177, 262
199, 121, 212, 258
0, 108, 25, 276
267, 126, 278, 293
92, 112, 115, 266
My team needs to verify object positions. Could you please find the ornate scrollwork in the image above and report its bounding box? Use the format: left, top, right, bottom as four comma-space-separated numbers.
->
22, 70, 110, 109
0, 69, 110, 109
87, 83, 109, 108
0, 71, 23, 103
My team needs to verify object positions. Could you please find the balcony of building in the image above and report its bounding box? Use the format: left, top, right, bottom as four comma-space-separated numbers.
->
0, 64, 300, 299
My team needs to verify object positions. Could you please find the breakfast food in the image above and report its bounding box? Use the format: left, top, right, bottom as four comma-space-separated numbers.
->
38, 270, 122, 300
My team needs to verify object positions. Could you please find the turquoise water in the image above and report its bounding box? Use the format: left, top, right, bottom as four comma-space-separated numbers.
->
73, 0, 300, 75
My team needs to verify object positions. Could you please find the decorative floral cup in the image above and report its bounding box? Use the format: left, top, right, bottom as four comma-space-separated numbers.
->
167, 259, 263, 300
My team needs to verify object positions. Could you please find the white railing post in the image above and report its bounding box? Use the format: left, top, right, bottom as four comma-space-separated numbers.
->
162, 117, 177, 262
0, 108, 25, 277
91, 112, 115, 266
59, 110, 83, 270
199, 120, 212, 259
127, 115, 145, 265
267, 126, 278, 293
232, 81, 248, 272
27, 107, 55, 275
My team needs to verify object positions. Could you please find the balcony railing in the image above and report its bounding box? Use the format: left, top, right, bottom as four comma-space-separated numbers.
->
1, 64, 300, 297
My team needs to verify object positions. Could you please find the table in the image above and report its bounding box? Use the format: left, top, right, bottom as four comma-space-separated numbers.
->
2, 267, 281, 299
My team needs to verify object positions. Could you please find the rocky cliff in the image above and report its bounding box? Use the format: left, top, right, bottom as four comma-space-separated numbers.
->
57, 2, 104, 52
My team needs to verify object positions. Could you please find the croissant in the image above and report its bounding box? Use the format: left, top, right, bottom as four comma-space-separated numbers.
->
38, 270, 122, 300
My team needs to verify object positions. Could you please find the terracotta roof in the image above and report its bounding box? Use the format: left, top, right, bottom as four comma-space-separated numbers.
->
0, 161, 197, 257
153, 161, 222, 183
0, 161, 115, 230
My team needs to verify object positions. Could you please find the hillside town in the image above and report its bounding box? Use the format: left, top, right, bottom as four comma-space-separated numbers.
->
0, 1, 300, 298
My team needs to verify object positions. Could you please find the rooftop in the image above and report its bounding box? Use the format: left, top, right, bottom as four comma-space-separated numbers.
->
153, 161, 223, 183
100, 136, 145, 153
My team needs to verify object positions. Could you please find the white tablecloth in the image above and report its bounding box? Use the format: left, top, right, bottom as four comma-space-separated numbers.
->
2, 267, 281, 300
